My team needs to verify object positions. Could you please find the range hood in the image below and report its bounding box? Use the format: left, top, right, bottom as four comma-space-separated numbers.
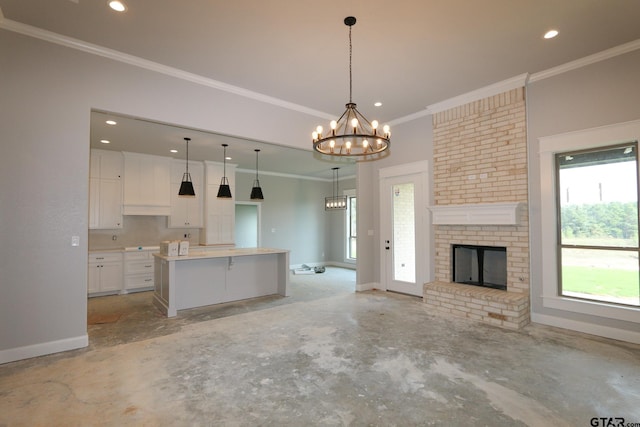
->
123, 205, 170, 216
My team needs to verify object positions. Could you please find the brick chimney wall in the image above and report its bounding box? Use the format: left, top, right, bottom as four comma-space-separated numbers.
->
424, 88, 530, 329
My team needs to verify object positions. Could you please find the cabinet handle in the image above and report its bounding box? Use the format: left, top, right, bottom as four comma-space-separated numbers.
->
144, 279, 152, 282
96, 257, 104, 260
144, 264, 152, 268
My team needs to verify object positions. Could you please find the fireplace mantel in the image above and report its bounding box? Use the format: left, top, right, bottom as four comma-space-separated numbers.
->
428, 202, 524, 225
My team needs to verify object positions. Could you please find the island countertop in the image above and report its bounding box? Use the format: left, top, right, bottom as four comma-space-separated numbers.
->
153, 247, 288, 261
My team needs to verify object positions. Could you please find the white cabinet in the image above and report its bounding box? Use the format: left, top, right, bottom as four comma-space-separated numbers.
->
88, 252, 123, 296
200, 161, 237, 245
168, 159, 203, 228
123, 250, 155, 292
122, 152, 171, 215
89, 149, 123, 229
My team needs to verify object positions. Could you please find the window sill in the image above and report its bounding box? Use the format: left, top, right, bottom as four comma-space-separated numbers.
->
542, 294, 639, 323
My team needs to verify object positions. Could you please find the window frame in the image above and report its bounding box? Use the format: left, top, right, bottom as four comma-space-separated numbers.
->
554, 143, 639, 306
539, 119, 640, 323
345, 189, 356, 262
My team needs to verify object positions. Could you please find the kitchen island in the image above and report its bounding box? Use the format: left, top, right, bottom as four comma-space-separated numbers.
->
152, 247, 290, 317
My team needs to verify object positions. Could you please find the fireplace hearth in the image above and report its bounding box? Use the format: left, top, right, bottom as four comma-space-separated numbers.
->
452, 244, 507, 291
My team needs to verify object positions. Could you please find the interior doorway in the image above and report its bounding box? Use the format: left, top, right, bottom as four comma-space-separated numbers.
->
235, 202, 261, 248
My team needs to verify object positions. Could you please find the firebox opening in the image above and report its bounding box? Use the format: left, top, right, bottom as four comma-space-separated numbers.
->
452, 244, 507, 291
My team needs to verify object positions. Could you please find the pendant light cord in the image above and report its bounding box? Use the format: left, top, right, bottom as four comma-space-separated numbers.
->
255, 151, 259, 180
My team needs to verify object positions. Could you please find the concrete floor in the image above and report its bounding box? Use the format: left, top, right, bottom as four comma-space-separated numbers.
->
1, 267, 639, 426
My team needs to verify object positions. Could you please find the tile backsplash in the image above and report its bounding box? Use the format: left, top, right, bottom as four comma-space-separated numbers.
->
89, 216, 201, 250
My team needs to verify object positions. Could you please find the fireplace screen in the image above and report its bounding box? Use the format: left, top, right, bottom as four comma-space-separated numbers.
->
452, 244, 507, 290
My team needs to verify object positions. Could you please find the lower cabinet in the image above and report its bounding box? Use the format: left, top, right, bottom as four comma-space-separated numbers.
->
88, 249, 157, 297
123, 250, 155, 293
88, 252, 123, 295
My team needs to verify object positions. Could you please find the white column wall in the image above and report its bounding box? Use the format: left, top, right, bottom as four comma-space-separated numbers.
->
0, 29, 323, 362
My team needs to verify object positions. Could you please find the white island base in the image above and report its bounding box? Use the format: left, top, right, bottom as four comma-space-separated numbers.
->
153, 248, 290, 317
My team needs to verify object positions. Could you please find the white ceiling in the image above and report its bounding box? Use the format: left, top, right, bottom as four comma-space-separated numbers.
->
2, 0, 640, 177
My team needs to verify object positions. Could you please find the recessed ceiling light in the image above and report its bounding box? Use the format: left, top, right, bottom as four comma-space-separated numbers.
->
100, 139, 110, 144
170, 149, 178, 153
374, 102, 382, 107
544, 29, 559, 39
225, 156, 232, 161
109, 1, 126, 12
105, 120, 117, 125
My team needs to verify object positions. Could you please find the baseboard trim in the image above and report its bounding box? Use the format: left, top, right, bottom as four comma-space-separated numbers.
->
0, 334, 88, 365
356, 282, 379, 292
290, 261, 356, 271
327, 261, 356, 270
531, 313, 640, 344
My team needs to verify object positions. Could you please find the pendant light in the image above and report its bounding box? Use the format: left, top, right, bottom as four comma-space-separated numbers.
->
250, 149, 264, 200
178, 137, 196, 197
312, 16, 390, 158
217, 143, 232, 198
325, 167, 347, 210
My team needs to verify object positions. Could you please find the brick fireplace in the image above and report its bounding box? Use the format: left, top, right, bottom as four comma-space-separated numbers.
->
423, 88, 530, 329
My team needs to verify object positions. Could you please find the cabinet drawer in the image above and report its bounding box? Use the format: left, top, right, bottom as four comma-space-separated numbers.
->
89, 252, 122, 263
125, 260, 154, 275
124, 251, 152, 261
125, 274, 154, 290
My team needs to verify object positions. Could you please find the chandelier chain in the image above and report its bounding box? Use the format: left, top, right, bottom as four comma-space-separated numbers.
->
348, 24, 353, 104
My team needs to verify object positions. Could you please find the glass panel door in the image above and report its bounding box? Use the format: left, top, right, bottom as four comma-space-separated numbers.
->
392, 182, 416, 283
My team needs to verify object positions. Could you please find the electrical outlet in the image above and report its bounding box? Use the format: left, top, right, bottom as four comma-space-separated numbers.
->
71, 236, 80, 247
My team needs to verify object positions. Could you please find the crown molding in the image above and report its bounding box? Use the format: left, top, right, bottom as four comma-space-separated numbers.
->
426, 73, 529, 115
388, 108, 432, 126
236, 168, 355, 182
0, 17, 335, 121
4, 11, 639, 125
529, 39, 640, 83
392, 37, 640, 124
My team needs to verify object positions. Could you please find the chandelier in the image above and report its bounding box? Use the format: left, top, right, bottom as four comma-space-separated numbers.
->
312, 16, 390, 158
325, 167, 347, 211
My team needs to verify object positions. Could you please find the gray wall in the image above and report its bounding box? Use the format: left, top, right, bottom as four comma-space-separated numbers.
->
0, 29, 324, 361
234, 171, 333, 266
356, 116, 433, 286
325, 177, 356, 266
527, 49, 640, 333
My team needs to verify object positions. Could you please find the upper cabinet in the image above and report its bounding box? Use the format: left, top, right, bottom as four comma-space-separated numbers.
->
122, 152, 171, 215
168, 159, 204, 228
89, 149, 123, 229
201, 161, 237, 245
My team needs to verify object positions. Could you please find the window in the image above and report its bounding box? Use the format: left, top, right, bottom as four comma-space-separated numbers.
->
347, 194, 357, 260
539, 119, 640, 332
556, 144, 639, 307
